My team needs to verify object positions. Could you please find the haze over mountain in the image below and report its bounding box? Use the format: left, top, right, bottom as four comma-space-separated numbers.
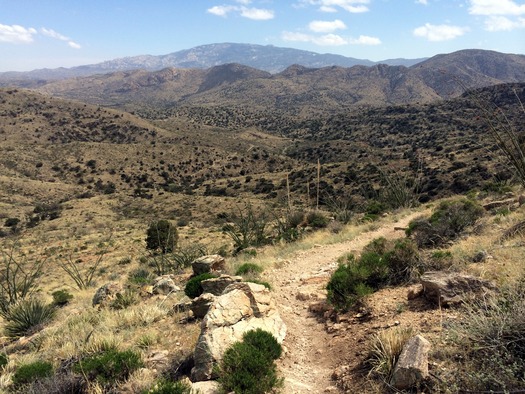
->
0, 43, 426, 86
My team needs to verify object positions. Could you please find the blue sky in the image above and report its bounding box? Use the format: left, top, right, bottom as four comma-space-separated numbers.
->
1, 0, 524, 72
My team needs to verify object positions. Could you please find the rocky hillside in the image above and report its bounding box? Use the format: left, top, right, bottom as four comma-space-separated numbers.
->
33, 50, 525, 116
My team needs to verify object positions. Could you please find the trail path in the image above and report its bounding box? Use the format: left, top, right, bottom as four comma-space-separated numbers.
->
267, 211, 425, 393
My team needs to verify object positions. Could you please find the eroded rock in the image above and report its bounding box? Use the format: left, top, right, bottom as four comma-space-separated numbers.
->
391, 335, 431, 390
191, 255, 225, 276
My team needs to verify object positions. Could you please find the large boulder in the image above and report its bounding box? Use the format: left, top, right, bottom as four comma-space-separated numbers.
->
391, 335, 431, 390
191, 255, 225, 276
420, 271, 496, 306
191, 282, 286, 382
201, 274, 242, 296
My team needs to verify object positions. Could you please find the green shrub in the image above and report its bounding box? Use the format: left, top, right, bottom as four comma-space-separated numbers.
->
235, 263, 263, 276
51, 289, 73, 306
110, 288, 138, 310
221, 204, 271, 254
128, 268, 154, 286
327, 238, 421, 311
73, 349, 143, 385
305, 210, 329, 229
218, 330, 283, 394
407, 199, 484, 248
146, 220, 178, 254
4, 298, 55, 338
171, 243, 208, 270
12, 360, 53, 386
274, 209, 304, 242
0, 353, 8, 369
145, 379, 192, 394
184, 273, 216, 299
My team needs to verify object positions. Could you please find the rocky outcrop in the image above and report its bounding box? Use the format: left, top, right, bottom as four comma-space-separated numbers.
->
152, 275, 180, 295
190, 293, 216, 319
391, 335, 431, 390
201, 274, 242, 296
192, 255, 226, 276
191, 282, 286, 382
92, 282, 123, 309
421, 271, 495, 306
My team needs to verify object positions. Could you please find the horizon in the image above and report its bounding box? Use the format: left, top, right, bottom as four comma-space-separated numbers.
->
1, 0, 525, 72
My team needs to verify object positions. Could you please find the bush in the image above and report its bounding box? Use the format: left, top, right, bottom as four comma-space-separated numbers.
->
222, 204, 271, 254
0, 353, 8, 369
73, 349, 143, 385
109, 288, 138, 310
51, 289, 73, 306
327, 238, 421, 310
12, 360, 53, 386
146, 220, 178, 254
445, 280, 525, 391
145, 379, 192, 394
128, 268, 154, 286
274, 209, 304, 243
235, 263, 263, 276
171, 243, 208, 270
305, 210, 329, 229
4, 298, 56, 338
218, 329, 283, 394
407, 199, 484, 247
184, 273, 216, 299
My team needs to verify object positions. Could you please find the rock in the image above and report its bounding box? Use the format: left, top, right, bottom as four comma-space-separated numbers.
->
92, 282, 123, 309
391, 335, 431, 390
190, 293, 216, 319
191, 380, 220, 394
191, 255, 226, 276
145, 350, 170, 369
483, 198, 516, 211
191, 282, 286, 381
420, 271, 496, 307
152, 275, 180, 295
472, 250, 488, 263
407, 285, 423, 300
201, 274, 242, 296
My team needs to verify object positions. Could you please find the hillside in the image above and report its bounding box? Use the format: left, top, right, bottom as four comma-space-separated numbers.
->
33, 50, 525, 117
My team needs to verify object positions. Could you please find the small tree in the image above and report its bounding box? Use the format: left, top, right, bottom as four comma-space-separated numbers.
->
146, 220, 177, 254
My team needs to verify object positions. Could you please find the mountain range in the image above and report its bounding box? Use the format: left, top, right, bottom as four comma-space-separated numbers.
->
0, 43, 425, 86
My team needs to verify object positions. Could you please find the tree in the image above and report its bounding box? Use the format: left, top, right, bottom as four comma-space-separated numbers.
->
145, 220, 177, 254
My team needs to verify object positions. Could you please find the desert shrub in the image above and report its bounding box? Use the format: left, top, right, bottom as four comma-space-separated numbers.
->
146, 220, 178, 254
12, 360, 53, 386
274, 209, 304, 243
4, 217, 20, 227
327, 238, 421, 310
0, 243, 46, 317
378, 166, 421, 209
109, 288, 138, 310
73, 349, 143, 385
235, 263, 263, 276
4, 298, 56, 338
0, 353, 8, 369
407, 199, 484, 247
128, 268, 154, 286
222, 204, 271, 254
305, 210, 329, 229
444, 280, 525, 392
184, 273, 216, 299
145, 379, 192, 394
51, 289, 73, 306
171, 243, 208, 270
218, 329, 283, 394
365, 327, 415, 382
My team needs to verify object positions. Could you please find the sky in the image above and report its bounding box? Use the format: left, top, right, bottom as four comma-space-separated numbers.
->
0, 0, 524, 72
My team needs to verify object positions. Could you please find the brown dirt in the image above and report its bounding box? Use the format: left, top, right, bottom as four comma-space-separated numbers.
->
268, 210, 453, 393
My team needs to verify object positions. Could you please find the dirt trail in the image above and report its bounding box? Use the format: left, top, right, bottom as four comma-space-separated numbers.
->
268, 211, 425, 394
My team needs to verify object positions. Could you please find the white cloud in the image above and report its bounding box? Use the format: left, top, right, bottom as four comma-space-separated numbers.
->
282, 30, 380, 46
0, 24, 37, 44
41, 27, 81, 49
468, 0, 525, 16
415, 0, 428, 5
349, 35, 381, 45
240, 7, 275, 20
299, 0, 370, 13
413, 23, 469, 41
308, 19, 347, 33
208, 3, 274, 20
484, 15, 525, 30
207, 5, 236, 16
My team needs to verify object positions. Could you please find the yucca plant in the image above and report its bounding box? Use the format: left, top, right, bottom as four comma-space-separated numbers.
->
4, 298, 56, 338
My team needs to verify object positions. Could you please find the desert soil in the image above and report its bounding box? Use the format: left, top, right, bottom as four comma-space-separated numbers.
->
268, 210, 445, 394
